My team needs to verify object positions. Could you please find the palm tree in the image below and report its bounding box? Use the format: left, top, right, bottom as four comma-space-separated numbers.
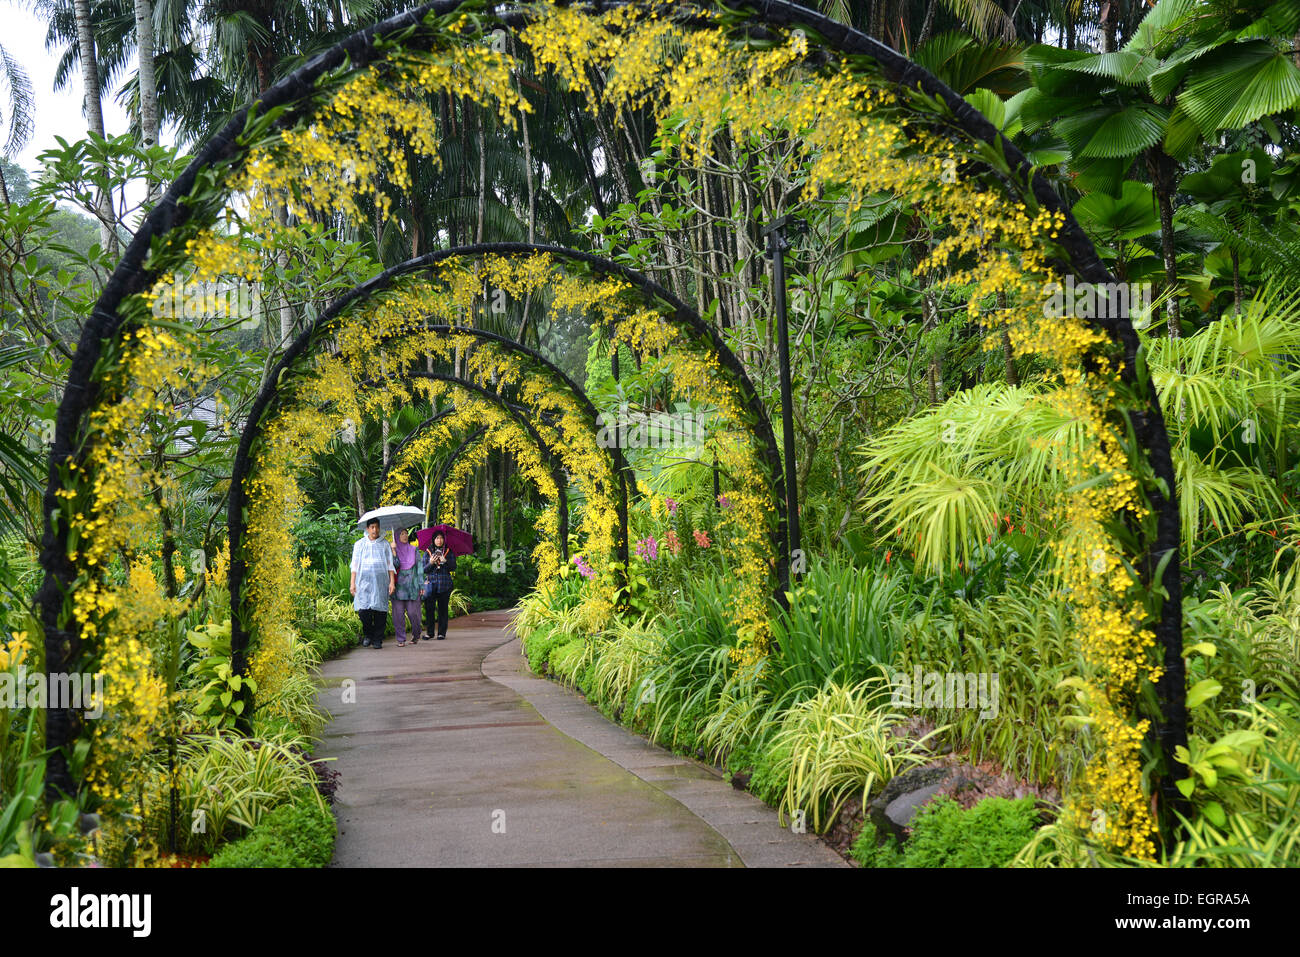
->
70, 0, 118, 253
0, 41, 34, 204
1020, 0, 1300, 338
858, 282, 1300, 569
133, 0, 160, 204
38, 0, 376, 148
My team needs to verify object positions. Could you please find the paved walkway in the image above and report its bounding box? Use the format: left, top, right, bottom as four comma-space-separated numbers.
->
316, 609, 845, 867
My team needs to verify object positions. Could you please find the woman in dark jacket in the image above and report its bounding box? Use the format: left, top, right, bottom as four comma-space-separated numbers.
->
421, 531, 457, 641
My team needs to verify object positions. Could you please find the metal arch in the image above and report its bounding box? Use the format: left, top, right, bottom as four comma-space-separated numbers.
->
352, 320, 634, 560
36, 0, 1182, 809
369, 373, 571, 561
373, 407, 460, 511
307, 246, 789, 603
424, 425, 568, 565
224, 321, 637, 682
428, 426, 488, 529
372, 399, 557, 512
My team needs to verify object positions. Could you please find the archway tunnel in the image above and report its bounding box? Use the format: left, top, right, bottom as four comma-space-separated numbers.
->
26, 0, 1206, 865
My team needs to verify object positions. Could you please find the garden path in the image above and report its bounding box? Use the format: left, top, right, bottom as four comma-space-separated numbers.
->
316, 609, 846, 867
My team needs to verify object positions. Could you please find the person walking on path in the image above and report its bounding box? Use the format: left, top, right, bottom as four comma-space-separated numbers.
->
391, 526, 423, 646
422, 531, 457, 641
351, 517, 395, 649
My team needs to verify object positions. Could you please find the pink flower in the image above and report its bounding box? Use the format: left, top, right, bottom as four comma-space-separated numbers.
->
717, 494, 732, 509
664, 529, 682, 555
635, 536, 659, 561
665, 497, 678, 516
572, 555, 595, 580
693, 530, 710, 548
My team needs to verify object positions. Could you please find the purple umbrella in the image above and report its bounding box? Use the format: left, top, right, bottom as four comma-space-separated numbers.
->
417, 525, 474, 555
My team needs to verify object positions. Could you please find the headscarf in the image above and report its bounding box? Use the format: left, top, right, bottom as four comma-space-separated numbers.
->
395, 533, 417, 570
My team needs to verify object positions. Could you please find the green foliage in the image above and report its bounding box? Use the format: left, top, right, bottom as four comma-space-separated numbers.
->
207, 794, 335, 868
521, 621, 574, 676
298, 619, 359, 660
320, 557, 354, 604
746, 739, 793, 808
255, 638, 328, 743
1182, 580, 1300, 737
766, 677, 938, 833
896, 582, 1080, 787
697, 657, 783, 767
455, 552, 536, 608
588, 617, 661, 718
0, 710, 85, 866
293, 504, 358, 575
849, 820, 902, 868
183, 619, 256, 732
1167, 700, 1300, 867
901, 797, 1041, 868
772, 557, 923, 695
145, 731, 329, 856
549, 637, 594, 691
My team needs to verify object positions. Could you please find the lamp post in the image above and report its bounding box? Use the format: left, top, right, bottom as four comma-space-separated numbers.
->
763, 214, 801, 579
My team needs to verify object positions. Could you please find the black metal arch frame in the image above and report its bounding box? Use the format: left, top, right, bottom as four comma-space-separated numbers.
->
369, 377, 571, 560
223, 275, 787, 690
425, 428, 565, 551
339, 318, 637, 561
374, 400, 553, 510
428, 427, 488, 528
300, 247, 788, 590
375, 406, 465, 511
36, 0, 1184, 815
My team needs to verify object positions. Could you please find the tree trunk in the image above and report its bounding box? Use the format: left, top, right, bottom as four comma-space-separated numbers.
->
133, 0, 161, 207
73, 0, 116, 254
998, 289, 1018, 385
1146, 148, 1182, 339
1231, 248, 1242, 315
476, 108, 487, 244
277, 203, 294, 345
917, 0, 939, 48
515, 37, 536, 247
1100, 1, 1118, 53
502, 452, 512, 551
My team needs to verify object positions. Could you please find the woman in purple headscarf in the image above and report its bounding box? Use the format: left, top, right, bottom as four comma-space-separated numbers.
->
389, 526, 423, 646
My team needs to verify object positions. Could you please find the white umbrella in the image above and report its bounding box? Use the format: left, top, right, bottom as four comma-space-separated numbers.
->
357, 505, 426, 534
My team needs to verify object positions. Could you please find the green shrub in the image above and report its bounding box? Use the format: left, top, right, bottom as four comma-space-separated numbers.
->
897, 582, 1079, 787
144, 731, 329, 855
850, 820, 902, 868
746, 740, 791, 807
1164, 699, 1300, 868
588, 618, 660, 717
901, 797, 1040, 868
522, 624, 572, 675
771, 558, 923, 696
549, 637, 591, 688
208, 794, 335, 868
293, 505, 357, 579
766, 677, 936, 832
299, 619, 357, 660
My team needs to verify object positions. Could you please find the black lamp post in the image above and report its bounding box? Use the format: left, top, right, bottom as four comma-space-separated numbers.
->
763, 214, 801, 578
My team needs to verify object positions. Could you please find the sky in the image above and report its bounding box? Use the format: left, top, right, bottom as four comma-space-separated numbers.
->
8, 7, 139, 177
